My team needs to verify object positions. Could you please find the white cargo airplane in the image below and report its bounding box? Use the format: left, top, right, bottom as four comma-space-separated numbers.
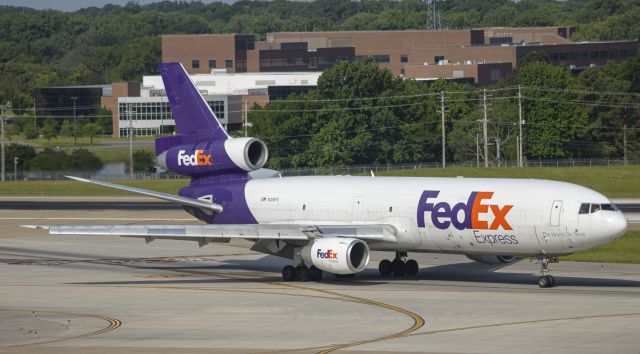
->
27, 63, 628, 288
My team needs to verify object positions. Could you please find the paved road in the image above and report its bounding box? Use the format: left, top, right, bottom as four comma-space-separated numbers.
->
0, 203, 639, 353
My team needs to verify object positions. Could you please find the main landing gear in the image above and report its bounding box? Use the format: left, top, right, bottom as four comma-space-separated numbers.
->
537, 256, 558, 288
282, 264, 323, 282
379, 252, 419, 277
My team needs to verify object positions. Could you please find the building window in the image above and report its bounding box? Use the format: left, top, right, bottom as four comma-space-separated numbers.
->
401, 54, 408, 63
208, 60, 216, 69
434, 55, 445, 64
490, 69, 501, 82
400, 68, 405, 76
225, 59, 233, 68
372, 55, 390, 63
192, 60, 200, 69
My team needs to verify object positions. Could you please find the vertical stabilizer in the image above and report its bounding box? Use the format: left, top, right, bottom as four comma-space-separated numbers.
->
158, 62, 229, 141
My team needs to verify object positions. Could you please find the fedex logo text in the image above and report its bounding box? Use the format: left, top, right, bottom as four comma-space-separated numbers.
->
417, 190, 513, 231
317, 249, 338, 259
178, 150, 212, 166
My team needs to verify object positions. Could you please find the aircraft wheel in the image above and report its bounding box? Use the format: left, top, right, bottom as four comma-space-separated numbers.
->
296, 265, 310, 282
282, 265, 296, 281
405, 259, 419, 276
537, 275, 551, 288
379, 259, 392, 276
546, 275, 556, 287
309, 266, 323, 281
392, 259, 406, 276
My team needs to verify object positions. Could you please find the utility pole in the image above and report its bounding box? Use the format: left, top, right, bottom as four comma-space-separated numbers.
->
495, 137, 501, 167
517, 85, 523, 167
516, 135, 520, 167
482, 89, 489, 168
475, 133, 480, 168
71, 96, 78, 145
126, 107, 135, 179
14, 156, 18, 181
623, 124, 628, 166
1, 101, 11, 182
32, 97, 36, 127
440, 91, 445, 168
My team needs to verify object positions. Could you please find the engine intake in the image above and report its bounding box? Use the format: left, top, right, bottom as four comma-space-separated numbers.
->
466, 254, 516, 265
301, 237, 370, 275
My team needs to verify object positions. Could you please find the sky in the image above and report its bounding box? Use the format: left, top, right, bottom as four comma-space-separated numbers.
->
0, 0, 231, 12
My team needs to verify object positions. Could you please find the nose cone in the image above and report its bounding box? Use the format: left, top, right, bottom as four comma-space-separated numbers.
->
607, 212, 628, 240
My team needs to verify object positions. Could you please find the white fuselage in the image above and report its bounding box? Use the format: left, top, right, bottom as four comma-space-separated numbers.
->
244, 176, 627, 256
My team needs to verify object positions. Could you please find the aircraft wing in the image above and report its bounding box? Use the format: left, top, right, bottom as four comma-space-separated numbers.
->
23, 223, 397, 246
65, 176, 223, 213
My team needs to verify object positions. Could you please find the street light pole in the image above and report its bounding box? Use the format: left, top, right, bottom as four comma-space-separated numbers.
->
126, 107, 135, 179
14, 156, 18, 181
71, 96, 78, 145
1, 101, 12, 182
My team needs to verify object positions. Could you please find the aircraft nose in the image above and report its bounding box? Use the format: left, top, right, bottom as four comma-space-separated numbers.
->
607, 212, 628, 240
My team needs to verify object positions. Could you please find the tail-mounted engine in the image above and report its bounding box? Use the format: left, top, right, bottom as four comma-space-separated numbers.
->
157, 137, 268, 177
300, 237, 370, 275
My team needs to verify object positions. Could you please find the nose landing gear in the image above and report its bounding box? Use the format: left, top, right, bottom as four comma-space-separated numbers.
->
537, 256, 558, 288
379, 252, 419, 277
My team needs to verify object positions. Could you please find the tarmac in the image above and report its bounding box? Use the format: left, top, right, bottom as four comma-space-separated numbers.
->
0, 198, 639, 354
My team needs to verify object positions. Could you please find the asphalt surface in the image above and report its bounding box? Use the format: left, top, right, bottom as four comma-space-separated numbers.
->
0, 199, 639, 353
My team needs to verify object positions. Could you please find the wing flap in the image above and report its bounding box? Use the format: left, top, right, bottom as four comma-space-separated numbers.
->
24, 223, 397, 243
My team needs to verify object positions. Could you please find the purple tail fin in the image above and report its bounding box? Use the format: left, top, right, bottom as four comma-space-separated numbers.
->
158, 62, 229, 141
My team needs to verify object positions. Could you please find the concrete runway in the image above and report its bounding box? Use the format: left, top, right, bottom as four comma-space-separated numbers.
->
1, 199, 640, 354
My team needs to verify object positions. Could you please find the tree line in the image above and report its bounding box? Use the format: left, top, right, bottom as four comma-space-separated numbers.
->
247, 54, 640, 169
2, 0, 640, 110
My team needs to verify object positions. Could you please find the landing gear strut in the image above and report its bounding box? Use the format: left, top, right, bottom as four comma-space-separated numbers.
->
281, 264, 323, 282
379, 252, 419, 277
537, 256, 557, 288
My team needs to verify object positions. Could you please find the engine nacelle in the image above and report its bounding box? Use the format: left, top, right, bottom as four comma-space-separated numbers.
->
301, 238, 370, 275
224, 137, 269, 172
466, 254, 516, 265
157, 137, 268, 176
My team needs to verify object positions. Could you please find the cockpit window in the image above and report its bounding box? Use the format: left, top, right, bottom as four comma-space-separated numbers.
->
579, 203, 590, 214
580, 202, 619, 214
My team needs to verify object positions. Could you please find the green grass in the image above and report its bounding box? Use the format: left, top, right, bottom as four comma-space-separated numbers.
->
377, 165, 640, 198
0, 179, 188, 196
11, 134, 154, 147
82, 146, 156, 164
562, 231, 640, 264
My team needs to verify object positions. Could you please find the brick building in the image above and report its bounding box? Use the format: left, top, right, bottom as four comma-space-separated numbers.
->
162, 27, 638, 85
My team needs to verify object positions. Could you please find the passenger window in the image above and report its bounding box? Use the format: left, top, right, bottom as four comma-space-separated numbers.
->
579, 203, 590, 214
590, 204, 601, 213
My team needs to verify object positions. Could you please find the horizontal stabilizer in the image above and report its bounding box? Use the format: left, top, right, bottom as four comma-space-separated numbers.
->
65, 176, 223, 213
